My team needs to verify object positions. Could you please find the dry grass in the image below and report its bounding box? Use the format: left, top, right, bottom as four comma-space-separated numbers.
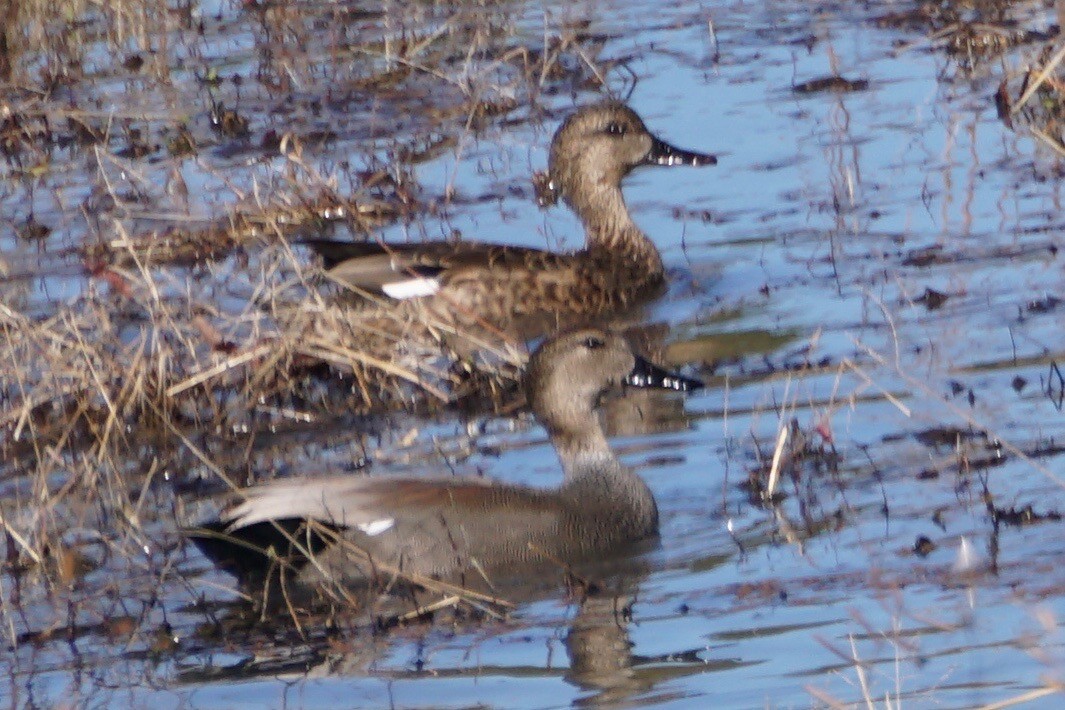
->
0, 0, 622, 656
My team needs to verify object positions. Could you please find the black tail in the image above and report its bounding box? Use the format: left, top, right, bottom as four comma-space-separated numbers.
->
299, 239, 387, 269
187, 518, 339, 585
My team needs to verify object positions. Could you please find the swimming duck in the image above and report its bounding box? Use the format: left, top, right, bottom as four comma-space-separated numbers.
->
303, 102, 716, 338
188, 328, 702, 591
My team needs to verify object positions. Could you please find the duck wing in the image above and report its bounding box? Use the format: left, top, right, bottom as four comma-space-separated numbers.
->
191, 474, 568, 582
215, 474, 492, 531
302, 238, 566, 301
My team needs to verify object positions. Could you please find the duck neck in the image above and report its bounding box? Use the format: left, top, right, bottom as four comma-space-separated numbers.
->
554, 423, 653, 498
568, 184, 663, 273
557, 436, 658, 533
553, 424, 615, 480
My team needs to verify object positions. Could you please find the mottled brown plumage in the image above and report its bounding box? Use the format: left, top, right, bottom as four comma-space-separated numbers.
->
303, 102, 716, 338
188, 328, 702, 591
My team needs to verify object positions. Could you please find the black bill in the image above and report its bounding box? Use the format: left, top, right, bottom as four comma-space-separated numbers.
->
625, 356, 704, 392
645, 136, 718, 167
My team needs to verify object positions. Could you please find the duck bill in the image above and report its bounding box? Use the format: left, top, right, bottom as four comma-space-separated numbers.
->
625, 356, 704, 392
645, 136, 717, 167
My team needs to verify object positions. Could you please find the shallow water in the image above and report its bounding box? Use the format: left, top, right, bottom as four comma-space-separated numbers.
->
3, 0, 1065, 707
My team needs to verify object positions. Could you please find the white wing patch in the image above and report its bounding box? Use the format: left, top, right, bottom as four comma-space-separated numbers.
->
356, 518, 395, 536
382, 277, 440, 300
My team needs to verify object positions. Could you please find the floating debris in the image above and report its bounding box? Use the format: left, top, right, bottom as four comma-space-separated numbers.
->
792, 75, 869, 94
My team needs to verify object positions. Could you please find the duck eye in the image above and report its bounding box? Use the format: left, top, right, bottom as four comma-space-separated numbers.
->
583, 336, 605, 350
605, 121, 626, 136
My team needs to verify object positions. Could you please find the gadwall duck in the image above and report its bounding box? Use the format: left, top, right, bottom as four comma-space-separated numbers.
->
303, 102, 716, 337
188, 328, 702, 591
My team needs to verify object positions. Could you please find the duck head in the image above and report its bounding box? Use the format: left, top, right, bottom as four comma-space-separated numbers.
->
525, 328, 703, 451
541, 102, 717, 208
